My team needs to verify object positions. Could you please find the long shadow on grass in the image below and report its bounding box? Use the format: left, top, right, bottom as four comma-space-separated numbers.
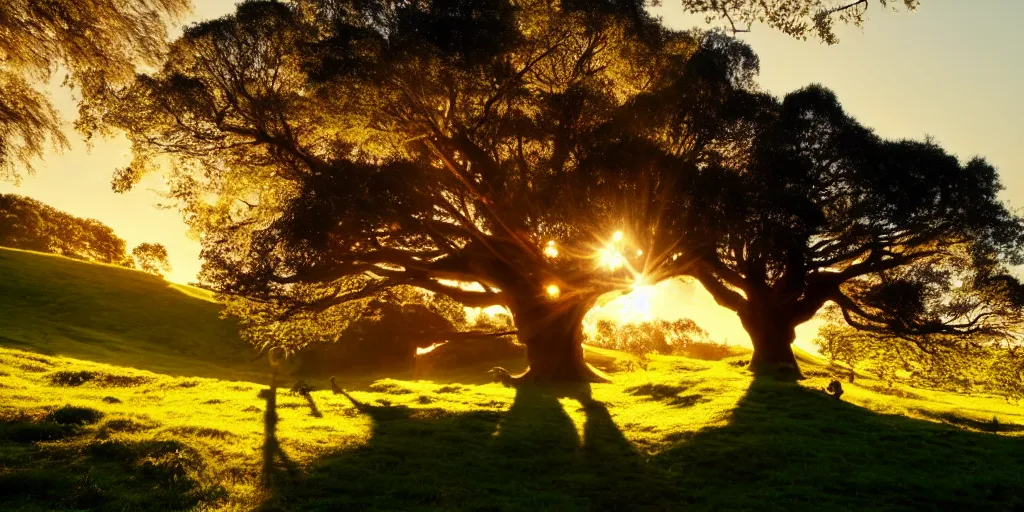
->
257, 374, 1024, 511
652, 375, 1024, 511
257, 384, 677, 511
260, 379, 298, 490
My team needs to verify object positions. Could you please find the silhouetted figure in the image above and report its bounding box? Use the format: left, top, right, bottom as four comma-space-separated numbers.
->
330, 376, 343, 395
826, 379, 844, 400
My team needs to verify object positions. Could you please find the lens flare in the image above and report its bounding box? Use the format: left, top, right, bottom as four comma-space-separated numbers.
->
543, 241, 559, 258
416, 341, 448, 355
546, 284, 561, 298
597, 247, 626, 270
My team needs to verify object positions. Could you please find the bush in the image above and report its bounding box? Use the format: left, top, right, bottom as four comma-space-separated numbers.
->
46, 405, 103, 426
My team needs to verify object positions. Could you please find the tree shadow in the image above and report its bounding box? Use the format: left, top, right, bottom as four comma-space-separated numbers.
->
301, 393, 323, 418
258, 382, 672, 511
259, 381, 298, 490
653, 375, 1024, 510
256, 373, 1024, 511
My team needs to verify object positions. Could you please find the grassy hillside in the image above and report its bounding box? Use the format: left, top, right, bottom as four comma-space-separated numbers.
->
0, 247, 264, 382
2, 248, 1024, 511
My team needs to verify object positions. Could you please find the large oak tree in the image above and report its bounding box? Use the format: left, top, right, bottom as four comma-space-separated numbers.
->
647, 85, 1024, 372
99, 0, 758, 382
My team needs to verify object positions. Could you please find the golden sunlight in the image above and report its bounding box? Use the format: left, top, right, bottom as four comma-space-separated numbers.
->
416, 341, 448, 356
543, 240, 559, 258
585, 277, 825, 354
612, 230, 624, 242
597, 247, 626, 270
546, 284, 561, 298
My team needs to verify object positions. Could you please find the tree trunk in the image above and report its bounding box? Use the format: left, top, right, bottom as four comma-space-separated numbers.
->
500, 295, 607, 384
739, 301, 801, 376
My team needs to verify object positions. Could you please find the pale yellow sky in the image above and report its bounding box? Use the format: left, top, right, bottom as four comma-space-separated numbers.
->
3, 0, 1021, 350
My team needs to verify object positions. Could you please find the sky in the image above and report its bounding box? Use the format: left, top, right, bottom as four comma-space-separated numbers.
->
3, 0, 1022, 350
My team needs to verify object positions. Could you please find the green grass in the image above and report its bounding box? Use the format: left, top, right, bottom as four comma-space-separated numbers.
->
1, 248, 1024, 511
0, 247, 265, 382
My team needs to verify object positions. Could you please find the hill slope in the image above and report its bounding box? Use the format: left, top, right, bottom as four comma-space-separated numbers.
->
0, 247, 263, 381
2, 247, 1024, 511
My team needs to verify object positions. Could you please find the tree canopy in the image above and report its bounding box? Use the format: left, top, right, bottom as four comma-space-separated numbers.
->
99, 0, 767, 382
667, 0, 920, 44
646, 85, 1024, 371
0, 193, 130, 264
98, 0, 1021, 382
815, 307, 1024, 401
131, 242, 172, 276
0, 0, 189, 182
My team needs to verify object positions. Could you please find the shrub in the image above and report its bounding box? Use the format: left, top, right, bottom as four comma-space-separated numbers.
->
46, 405, 103, 426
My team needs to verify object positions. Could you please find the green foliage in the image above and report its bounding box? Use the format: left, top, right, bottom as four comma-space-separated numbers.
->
97, 0, 764, 347
227, 282, 468, 356
0, 193, 130, 264
0, 0, 189, 182
131, 242, 171, 276
670, 0, 920, 44
586, 318, 733, 360
815, 314, 1024, 400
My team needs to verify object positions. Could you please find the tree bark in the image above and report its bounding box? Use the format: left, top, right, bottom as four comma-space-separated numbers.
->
500, 295, 608, 384
739, 299, 801, 376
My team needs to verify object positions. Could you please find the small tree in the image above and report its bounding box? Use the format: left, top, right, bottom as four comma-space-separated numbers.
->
132, 243, 171, 276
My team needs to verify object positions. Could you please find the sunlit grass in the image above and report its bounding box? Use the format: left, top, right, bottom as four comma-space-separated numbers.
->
3, 248, 1024, 510
0, 247, 266, 382
2, 343, 1023, 511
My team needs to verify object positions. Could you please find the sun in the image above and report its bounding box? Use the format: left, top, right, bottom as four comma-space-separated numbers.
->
617, 278, 657, 323
597, 247, 626, 270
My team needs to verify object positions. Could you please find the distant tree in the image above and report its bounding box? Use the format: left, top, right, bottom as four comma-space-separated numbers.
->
586, 318, 727, 359
0, 193, 129, 263
131, 243, 171, 276
649, 85, 1024, 374
0, 0, 189, 182
99, 1, 760, 383
666, 0, 920, 44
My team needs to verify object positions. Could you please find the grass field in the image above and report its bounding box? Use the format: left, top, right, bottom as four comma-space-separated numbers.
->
2, 248, 1024, 511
